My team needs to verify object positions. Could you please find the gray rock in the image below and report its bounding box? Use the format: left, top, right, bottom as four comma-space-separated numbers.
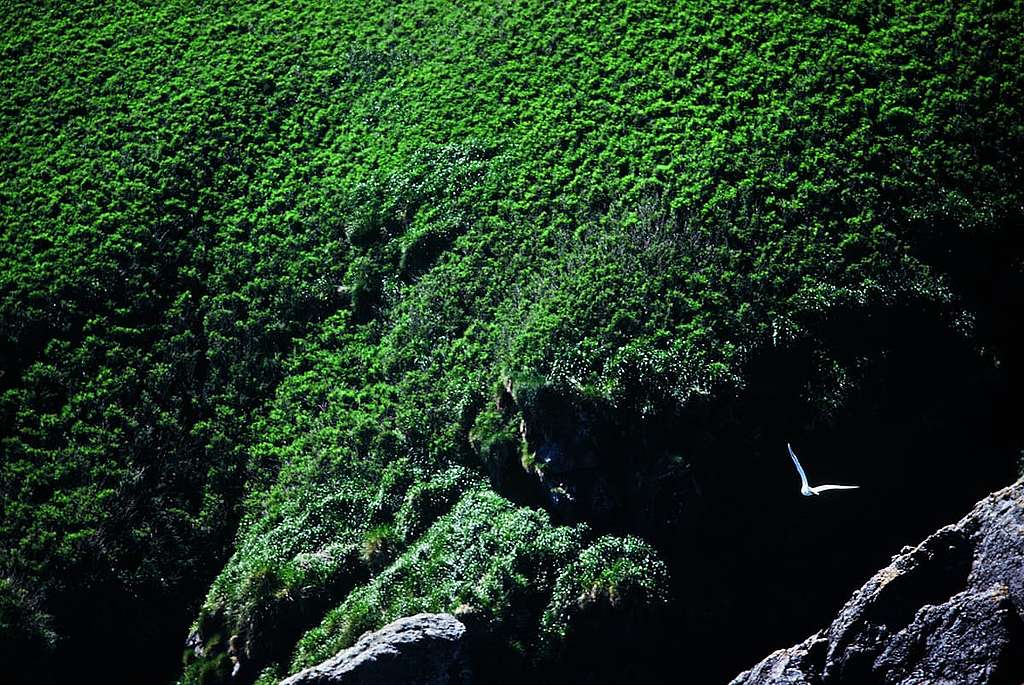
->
280, 613, 470, 685
732, 479, 1024, 685
728, 633, 826, 685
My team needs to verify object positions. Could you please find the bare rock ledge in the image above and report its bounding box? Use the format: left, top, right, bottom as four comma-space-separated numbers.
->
281, 613, 470, 685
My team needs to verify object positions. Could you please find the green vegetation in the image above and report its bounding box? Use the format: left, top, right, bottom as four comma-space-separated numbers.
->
1, 0, 1021, 683
540, 535, 670, 643
291, 489, 591, 670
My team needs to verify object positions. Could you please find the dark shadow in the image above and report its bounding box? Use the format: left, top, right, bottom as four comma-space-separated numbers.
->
488, 295, 1020, 685
651, 301, 1017, 683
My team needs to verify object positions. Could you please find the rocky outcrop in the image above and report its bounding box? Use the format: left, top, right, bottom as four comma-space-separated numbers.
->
280, 613, 470, 685
731, 479, 1024, 685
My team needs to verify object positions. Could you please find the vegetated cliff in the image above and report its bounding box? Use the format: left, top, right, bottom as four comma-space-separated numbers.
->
1, 1, 1023, 684
732, 479, 1024, 685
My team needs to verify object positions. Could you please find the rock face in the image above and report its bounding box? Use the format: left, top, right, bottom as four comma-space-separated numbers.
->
732, 479, 1024, 685
280, 613, 470, 685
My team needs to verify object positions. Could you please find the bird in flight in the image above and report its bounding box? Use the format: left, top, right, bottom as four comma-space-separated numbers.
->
788, 443, 860, 496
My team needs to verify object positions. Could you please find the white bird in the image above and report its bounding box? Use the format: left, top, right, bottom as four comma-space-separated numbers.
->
788, 443, 860, 496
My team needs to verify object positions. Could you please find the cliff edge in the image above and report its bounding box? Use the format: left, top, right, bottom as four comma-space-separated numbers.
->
731, 479, 1024, 685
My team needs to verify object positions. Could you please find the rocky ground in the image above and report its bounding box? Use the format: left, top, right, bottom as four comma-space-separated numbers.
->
731, 479, 1024, 685
280, 614, 470, 685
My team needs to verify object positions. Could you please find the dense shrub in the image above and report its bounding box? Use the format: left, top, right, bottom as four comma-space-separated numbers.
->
540, 536, 670, 645
395, 466, 483, 541
290, 489, 669, 672
1, 0, 1020, 682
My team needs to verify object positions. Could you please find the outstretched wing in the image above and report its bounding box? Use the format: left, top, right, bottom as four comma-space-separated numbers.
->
787, 443, 809, 489
811, 484, 860, 493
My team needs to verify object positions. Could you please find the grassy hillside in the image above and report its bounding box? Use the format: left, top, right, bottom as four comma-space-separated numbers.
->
1, 0, 1022, 683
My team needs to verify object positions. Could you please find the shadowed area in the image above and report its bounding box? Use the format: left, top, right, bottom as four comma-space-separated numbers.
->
488, 298, 1019, 684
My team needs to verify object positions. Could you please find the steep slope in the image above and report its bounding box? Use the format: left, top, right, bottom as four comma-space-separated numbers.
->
1, 1, 1022, 684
